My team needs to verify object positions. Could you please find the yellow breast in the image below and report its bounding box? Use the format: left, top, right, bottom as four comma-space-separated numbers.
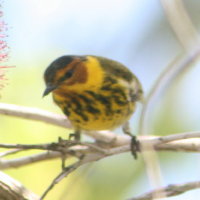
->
53, 84, 135, 131
53, 88, 135, 131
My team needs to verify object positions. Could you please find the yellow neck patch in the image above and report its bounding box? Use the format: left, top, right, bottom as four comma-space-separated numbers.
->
84, 56, 104, 89
59, 56, 104, 93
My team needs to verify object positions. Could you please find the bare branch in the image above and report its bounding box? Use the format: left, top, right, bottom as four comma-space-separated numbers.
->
0, 132, 200, 169
0, 103, 72, 129
0, 149, 22, 157
139, 0, 200, 136
0, 151, 60, 169
39, 135, 200, 199
0, 103, 119, 142
128, 181, 200, 200
0, 171, 39, 200
1, 102, 200, 199
40, 160, 86, 199
146, 131, 200, 145
160, 0, 200, 49
40, 144, 138, 199
139, 50, 200, 136
138, 1, 200, 197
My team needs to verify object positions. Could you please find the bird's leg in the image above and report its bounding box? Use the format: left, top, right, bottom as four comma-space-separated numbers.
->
69, 130, 81, 141
122, 122, 140, 159
56, 130, 81, 169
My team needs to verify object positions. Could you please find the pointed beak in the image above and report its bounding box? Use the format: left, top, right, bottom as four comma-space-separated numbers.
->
43, 84, 57, 97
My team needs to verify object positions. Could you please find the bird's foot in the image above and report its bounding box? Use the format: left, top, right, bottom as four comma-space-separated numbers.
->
69, 130, 81, 141
122, 122, 140, 159
130, 135, 140, 159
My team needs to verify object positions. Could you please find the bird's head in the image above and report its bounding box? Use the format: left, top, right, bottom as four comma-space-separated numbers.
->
43, 55, 89, 97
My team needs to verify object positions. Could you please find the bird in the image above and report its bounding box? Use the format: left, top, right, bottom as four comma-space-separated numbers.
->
43, 55, 143, 157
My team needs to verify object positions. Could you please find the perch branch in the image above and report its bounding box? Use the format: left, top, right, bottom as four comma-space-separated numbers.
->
1, 103, 200, 199
0, 132, 200, 169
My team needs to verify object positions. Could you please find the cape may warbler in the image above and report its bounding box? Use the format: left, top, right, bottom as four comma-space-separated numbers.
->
43, 55, 143, 155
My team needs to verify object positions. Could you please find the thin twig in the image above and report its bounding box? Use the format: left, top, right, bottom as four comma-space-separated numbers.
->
139, 50, 200, 136
0, 149, 22, 157
0, 138, 199, 170
0, 136, 199, 199
128, 181, 200, 200
160, 0, 200, 49
138, 2, 200, 198
40, 134, 200, 199
0, 132, 200, 169
0, 151, 61, 169
40, 148, 108, 200
0, 140, 88, 152
152, 131, 200, 145
40, 160, 84, 200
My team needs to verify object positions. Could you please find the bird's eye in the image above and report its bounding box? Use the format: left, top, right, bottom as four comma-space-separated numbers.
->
64, 68, 74, 79
58, 68, 75, 83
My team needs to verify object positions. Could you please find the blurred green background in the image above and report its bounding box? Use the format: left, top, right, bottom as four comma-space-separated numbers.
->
1, 0, 200, 199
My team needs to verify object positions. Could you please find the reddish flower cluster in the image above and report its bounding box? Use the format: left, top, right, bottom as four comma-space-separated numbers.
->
0, 2, 10, 90
0, 16, 9, 63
